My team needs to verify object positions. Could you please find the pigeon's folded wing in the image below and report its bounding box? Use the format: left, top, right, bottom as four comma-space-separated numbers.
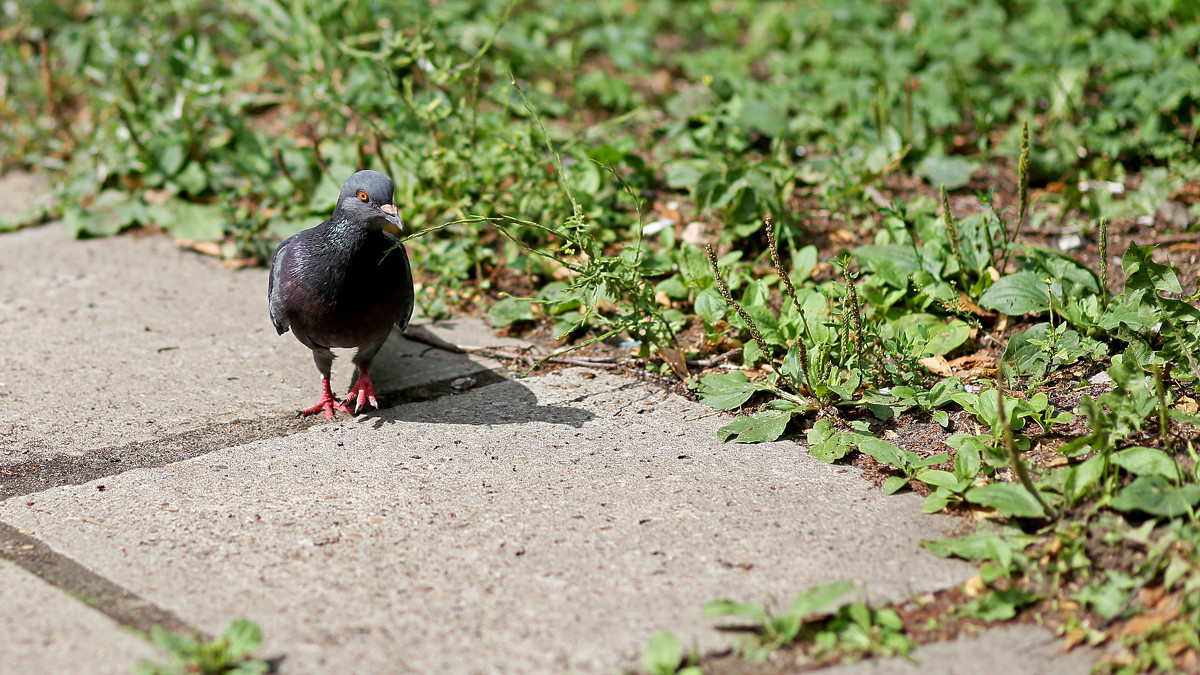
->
267, 235, 296, 335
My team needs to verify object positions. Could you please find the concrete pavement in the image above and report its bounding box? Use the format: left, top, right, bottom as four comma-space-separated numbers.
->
0, 174, 1094, 673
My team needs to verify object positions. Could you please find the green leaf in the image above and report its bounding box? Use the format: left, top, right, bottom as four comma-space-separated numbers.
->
694, 287, 726, 324
1122, 243, 1183, 294
964, 587, 1039, 621
923, 489, 952, 513
703, 599, 767, 621
855, 244, 924, 289
917, 154, 976, 190
1112, 475, 1200, 517
978, 271, 1050, 315
665, 162, 704, 190
488, 297, 535, 328
918, 469, 963, 491
887, 314, 970, 357
67, 190, 146, 238
789, 580, 855, 618
1113, 446, 1179, 479
223, 619, 262, 657
642, 630, 684, 675
857, 437, 906, 470
158, 143, 186, 176
696, 371, 762, 410
954, 441, 981, 479
717, 408, 793, 443
883, 475, 910, 494
923, 533, 1022, 562
156, 202, 227, 241
174, 161, 210, 196
740, 99, 786, 137
807, 419, 853, 463
965, 482, 1046, 518
780, 341, 806, 384
790, 245, 819, 283
1064, 454, 1107, 503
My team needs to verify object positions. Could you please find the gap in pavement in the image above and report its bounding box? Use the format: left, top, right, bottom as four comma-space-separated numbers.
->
0, 367, 508, 501
0, 521, 202, 641
0, 364, 508, 644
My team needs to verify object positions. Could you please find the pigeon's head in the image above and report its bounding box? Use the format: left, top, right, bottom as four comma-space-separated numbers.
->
336, 170, 403, 231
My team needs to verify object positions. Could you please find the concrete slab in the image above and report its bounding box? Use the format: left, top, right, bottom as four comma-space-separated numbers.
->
0, 224, 510, 467
825, 624, 1095, 675
0, 368, 974, 674
0, 559, 159, 673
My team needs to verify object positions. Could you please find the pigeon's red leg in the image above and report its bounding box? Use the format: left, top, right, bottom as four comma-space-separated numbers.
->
300, 377, 353, 419
342, 365, 378, 413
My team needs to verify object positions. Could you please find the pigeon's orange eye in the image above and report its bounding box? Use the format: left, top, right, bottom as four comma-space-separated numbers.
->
357, 190, 369, 202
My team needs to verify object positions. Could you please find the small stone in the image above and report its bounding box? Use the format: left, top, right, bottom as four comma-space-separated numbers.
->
1089, 371, 1113, 385
1156, 200, 1192, 229
681, 222, 708, 246
1057, 233, 1083, 251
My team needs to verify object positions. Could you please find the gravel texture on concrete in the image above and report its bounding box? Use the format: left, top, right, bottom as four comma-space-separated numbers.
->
0, 559, 159, 674
2, 369, 974, 673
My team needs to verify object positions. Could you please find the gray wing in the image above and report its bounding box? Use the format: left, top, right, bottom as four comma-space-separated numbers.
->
267, 234, 297, 335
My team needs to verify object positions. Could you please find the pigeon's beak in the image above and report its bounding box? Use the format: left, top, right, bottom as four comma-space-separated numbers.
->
380, 202, 403, 234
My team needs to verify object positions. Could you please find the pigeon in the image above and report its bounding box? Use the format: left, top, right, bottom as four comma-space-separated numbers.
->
268, 170, 414, 419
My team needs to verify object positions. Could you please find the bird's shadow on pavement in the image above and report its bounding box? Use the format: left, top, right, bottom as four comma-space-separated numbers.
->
352, 334, 595, 429
367, 376, 594, 429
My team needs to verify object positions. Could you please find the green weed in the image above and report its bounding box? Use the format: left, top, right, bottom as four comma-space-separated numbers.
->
136, 619, 271, 675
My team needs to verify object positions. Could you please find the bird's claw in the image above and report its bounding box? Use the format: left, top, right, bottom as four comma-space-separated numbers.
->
300, 397, 353, 420
341, 370, 378, 414
299, 376, 354, 419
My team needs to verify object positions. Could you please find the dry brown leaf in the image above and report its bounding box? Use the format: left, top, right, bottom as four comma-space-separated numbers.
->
963, 574, 987, 598
180, 241, 222, 257
920, 355, 953, 377
1062, 629, 1086, 652
1139, 585, 1167, 610
1043, 536, 1063, 556
1119, 602, 1179, 638
830, 229, 856, 244
1044, 455, 1068, 467
658, 346, 690, 380
223, 258, 255, 270
949, 353, 995, 369
1176, 396, 1199, 416
1179, 647, 1197, 670
954, 294, 995, 317
1167, 640, 1191, 657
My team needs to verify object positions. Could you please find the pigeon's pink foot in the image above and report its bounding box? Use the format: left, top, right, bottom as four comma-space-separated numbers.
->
342, 367, 378, 413
300, 377, 353, 419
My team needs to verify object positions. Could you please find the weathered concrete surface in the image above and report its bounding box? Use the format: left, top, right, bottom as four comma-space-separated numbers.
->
0, 223, 511, 466
1, 369, 976, 674
0, 559, 159, 673
827, 624, 1093, 675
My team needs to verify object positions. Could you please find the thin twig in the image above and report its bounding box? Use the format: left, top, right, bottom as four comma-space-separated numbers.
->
687, 348, 742, 369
